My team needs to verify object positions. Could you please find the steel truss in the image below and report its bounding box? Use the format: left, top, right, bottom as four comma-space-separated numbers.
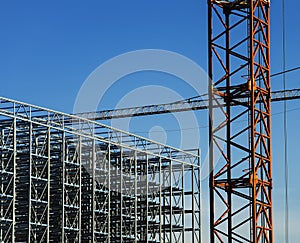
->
208, 0, 272, 242
77, 88, 300, 120
0, 96, 201, 242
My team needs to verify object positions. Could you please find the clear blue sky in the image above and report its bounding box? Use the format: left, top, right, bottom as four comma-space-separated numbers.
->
0, 1, 299, 242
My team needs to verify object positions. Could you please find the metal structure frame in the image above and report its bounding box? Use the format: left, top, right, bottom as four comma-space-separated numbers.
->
208, 0, 272, 242
0, 96, 201, 242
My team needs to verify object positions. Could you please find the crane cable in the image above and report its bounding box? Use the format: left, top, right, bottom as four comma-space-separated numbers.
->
271, 66, 300, 78
281, 0, 289, 242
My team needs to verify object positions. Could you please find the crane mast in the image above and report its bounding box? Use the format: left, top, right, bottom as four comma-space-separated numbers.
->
208, 0, 272, 242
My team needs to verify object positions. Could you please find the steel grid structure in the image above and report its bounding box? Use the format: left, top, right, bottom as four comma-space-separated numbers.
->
0, 96, 201, 242
208, 0, 272, 242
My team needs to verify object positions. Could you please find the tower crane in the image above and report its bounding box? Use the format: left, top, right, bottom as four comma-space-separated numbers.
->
76, 1, 294, 242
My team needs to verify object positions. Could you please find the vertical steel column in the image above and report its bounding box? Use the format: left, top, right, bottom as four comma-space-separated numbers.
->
146, 154, 149, 243
159, 154, 162, 243
192, 165, 195, 243
169, 154, 172, 243
28, 122, 32, 243
120, 146, 123, 242
191, 151, 201, 243
208, 0, 272, 242
108, 142, 111, 243
47, 127, 51, 242
12, 117, 16, 243
78, 136, 82, 241
61, 132, 65, 242
92, 139, 95, 243
134, 150, 138, 243
198, 150, 201, 243
182, 163, 185, 243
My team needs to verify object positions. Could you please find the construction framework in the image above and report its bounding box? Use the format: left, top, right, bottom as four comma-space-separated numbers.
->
208, 0, 272, 242
0, 96, 201, 242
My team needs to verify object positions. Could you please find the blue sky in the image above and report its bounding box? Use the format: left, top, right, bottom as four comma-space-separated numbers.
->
0, 0, 299, 242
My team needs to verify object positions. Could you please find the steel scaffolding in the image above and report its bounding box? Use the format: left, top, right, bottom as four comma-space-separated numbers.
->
0, 96, 201, 243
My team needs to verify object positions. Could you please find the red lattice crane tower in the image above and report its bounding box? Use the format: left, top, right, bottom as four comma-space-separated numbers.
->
208, 0, 272, 242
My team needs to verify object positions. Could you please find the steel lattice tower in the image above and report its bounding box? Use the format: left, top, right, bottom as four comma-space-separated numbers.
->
208, 0, 272, 242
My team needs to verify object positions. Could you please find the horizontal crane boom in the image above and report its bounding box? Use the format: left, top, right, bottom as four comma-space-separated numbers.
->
77, 88, 300, 120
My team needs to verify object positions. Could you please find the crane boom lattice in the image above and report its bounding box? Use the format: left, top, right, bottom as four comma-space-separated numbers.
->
78, 89, 300, 120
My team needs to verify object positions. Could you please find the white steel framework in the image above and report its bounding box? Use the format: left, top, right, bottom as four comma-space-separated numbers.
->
0, 96, 201, 243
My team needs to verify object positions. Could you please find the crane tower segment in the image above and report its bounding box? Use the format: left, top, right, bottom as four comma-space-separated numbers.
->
208, 0, 272, 242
